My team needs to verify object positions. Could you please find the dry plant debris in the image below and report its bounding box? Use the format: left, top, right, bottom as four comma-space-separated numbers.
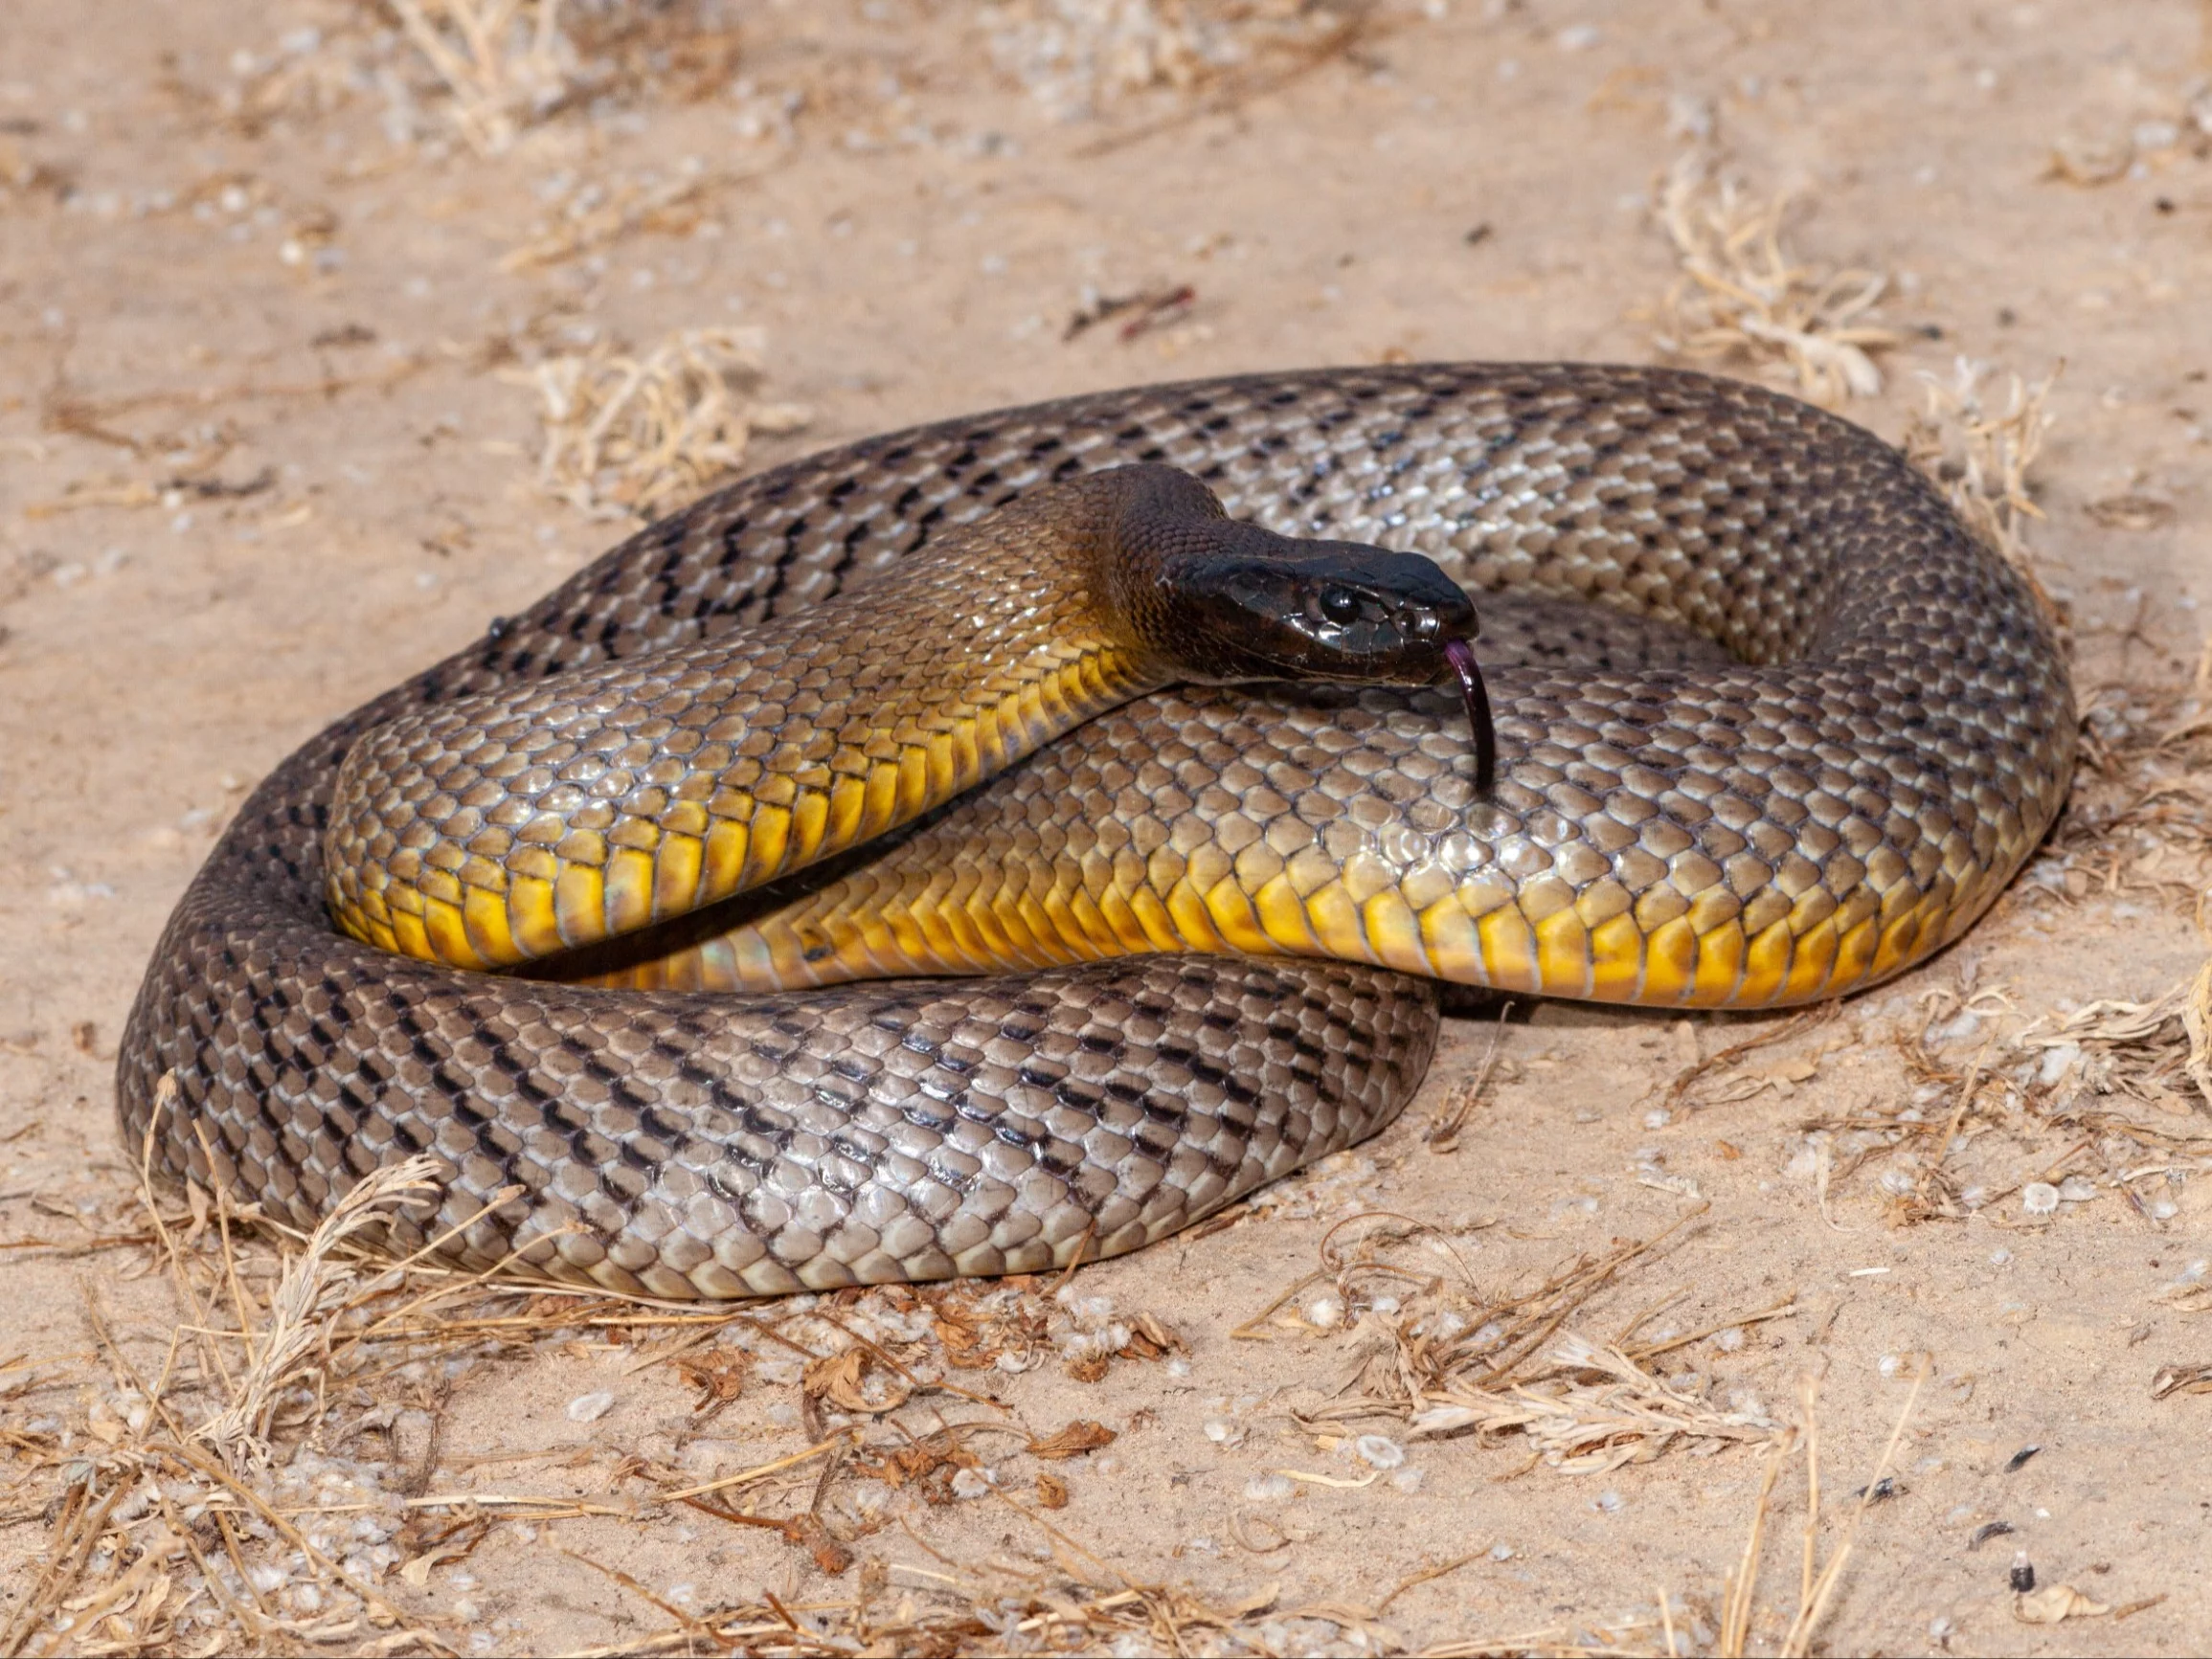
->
2017, 898, 2212, 1116
1900, 356, 2062, 581
378, 0, 584, 154
1653, 148, 1907, 406
981, 0, 1374, 123
1779, 959, 2212, 1235
500, 161, 755, 272
207, 0, 749, 152
0, 1073, 1208, 1656
1230, 1207, 1813, 1488
509, 325, 810, 520
2045, 89, 2212, 187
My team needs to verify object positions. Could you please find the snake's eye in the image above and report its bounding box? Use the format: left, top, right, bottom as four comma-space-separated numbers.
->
1319, 586, 1362, 624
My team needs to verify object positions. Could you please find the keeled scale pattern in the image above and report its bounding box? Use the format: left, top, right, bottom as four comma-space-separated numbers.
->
118, 365, 2075, 1295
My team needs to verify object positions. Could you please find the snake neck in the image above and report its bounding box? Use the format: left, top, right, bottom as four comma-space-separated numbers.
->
323, 483, 1177, 973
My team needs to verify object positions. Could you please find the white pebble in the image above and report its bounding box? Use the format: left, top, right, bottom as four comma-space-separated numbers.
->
1353, 1435, 1406, 1469
565, 1390, 616, 1423
2020, 1182, 2061, 1216
1878, 1354, 1904, 1378
1643, 1108, 1671, 1129
1489, 1542, 1514, 1560
949, 1468, 994, 1499
1989, 1247, 2013, 1266
2058, 1176, 2096, 1202
1244, 1473, 1295, 1502
1711, 1327, 1745, 1353
1202, 1417, 1247, 1448
1593, 1489, 1625, 1513
1390, 1467, 1426, 1493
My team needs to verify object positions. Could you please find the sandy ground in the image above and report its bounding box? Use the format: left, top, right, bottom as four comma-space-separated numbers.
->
2, 1, 2210, 1653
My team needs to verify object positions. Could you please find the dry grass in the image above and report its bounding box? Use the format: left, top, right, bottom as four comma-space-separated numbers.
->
1900, 357, 2062, 582
0, 1078, 1252, 1656
378, 0, 581, 154
508, 325, 810, 521
2018, 895, 2212, 1117
1223, 1203, 1812, 1492
1, 1092, 1935, 1657
498, 164, 760, 273
205, 0, 749, 151
982, 0, 1378, 123
1652, 148, 1907, 406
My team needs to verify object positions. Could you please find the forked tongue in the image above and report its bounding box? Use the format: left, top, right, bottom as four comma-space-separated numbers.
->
1442, 637, 1498, 796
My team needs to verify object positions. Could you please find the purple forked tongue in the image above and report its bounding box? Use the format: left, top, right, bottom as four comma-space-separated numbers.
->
1442, 637, 1498, 796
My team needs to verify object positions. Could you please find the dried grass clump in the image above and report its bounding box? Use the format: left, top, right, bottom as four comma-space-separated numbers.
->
1653, 149, 1907, 405
379, 0, 584, 153
511, 325, 810, 520
192, 1158, 446, 1472
210, 1, 748, 151
1901, 356, 2061, 579
1233, 1206, 1811, 1485
2019, 897, 2212, 1118
0, 1070, 1215, 1653
982, 0, 1374, 122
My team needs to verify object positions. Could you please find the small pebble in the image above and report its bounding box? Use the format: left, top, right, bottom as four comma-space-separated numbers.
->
2057, 1176, 2096, 1202
1593, 1489, 1625, 1513
2009, 1550, 2035, 1593
1353, 1435, 1406, 1469
565, 1390, 616, 1423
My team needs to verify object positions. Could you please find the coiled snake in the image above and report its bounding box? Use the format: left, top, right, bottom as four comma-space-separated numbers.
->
118, 364, 2076, 1297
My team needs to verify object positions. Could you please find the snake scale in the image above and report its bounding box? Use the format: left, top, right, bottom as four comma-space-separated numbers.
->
118, 364, 2076, 1297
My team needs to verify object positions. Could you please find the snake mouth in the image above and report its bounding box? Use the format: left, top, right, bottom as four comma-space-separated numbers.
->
1442, 637, 1497, 796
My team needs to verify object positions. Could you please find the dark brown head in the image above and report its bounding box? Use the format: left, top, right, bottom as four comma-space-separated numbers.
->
1095, 464, 1472, 684
1085, 463, 1496, 790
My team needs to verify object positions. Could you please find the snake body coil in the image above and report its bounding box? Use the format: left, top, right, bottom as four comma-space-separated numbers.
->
118, 365, 2075, 1297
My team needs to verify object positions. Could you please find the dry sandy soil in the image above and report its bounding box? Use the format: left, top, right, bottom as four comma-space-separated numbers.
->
2, 1, 2210, 1654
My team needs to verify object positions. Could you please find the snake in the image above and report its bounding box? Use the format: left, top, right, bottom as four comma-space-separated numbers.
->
117, 363, 2076, 1298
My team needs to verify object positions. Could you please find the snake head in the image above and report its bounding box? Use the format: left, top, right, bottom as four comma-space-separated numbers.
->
1169, 544, 1498, 796
1161, 541, 1472, 684
1094, 463, 1498, 792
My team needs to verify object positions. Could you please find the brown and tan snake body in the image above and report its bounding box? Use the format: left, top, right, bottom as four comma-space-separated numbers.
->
118, 365, 2076, 1296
